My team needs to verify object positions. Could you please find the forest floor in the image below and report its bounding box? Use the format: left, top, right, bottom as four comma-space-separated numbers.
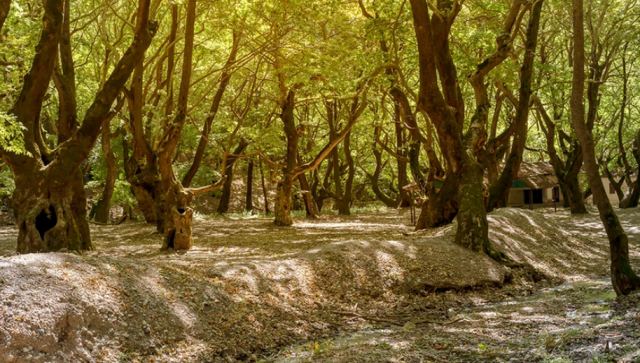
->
0, 207, 639, 362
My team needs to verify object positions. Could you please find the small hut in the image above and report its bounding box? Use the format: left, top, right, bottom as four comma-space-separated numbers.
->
507, 162, 561, 208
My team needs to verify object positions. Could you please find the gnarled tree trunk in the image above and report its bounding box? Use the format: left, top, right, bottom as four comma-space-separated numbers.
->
570, 0, 640, 295
13, 162, 91, 253
274, 176, 294, 226
3, 0, 155, 253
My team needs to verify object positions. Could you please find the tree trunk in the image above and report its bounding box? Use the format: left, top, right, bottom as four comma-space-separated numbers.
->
570, 0, 640, 295
13, 163, 91, 253
298, 171, 319, 219
0, 0, 9, 34
125, 151, 160, 224
274, 176, 294, 226
3, 0, 155, 254
245, 160, 254, 212
454, 155, 488, 252
92, 125, 117, 223
619, 131, 640, 208
259, 160, 270, 214
390, 87, 427, 191
564, 165, 588, 213
416, 177, 458, 229
217, 140, 249, 214
487, 0, 543, 211
153, 0, 196, 249
535, 98, 587, 214
393, 102, 412, 207
336, 131, 355, 215
369, 127, 397, 207
273, 90, 298, 226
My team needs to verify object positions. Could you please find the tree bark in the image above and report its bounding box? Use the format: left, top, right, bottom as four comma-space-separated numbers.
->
274, 90, 298, 226
0, 0, 9, 34
92, 122, 118, 223
156, 0, 196, 249
217, 139, 249, 214
259, 160, 271, 214
298, 172, 319, 219
336, 131, 355, 215
393, 102, 412, 207
570, 0, 640, 295
245, 160, 254, 212
369, 127, 397, 207
620, 131, 640, 208
274, 176, 294, 226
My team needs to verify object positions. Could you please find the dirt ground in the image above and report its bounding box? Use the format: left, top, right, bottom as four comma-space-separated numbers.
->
0, 207, 639, 362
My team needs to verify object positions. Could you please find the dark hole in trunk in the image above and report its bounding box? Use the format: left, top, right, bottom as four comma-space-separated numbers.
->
177, 208, 186, 215
35, 205, 57, 241
166, 229, 176, 249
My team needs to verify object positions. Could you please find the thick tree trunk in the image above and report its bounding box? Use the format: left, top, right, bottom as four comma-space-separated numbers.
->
153, 0, 197, 250
3, 0, 155, 254
155, 177, 193, 250
13, 164, 91, 253
245, 160, 254, 212
455, 155, 488, 252
274, 176, 294, 226
571, 0, 640, 295
298, 172, 319, 219
564, 167, 587, 213
416, 177, 458, 229
125, 154, 160, 224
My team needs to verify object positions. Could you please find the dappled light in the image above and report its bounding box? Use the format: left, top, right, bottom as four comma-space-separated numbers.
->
2, 208, 638, 361
2, 0, 640, 360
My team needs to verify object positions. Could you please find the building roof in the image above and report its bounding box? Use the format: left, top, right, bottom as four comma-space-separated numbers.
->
513, 162, 558, 189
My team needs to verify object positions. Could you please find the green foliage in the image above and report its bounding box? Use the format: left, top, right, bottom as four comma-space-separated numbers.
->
0, 112, 26, 155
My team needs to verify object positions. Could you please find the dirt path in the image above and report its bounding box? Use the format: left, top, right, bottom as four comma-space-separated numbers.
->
267, 277, 640, 362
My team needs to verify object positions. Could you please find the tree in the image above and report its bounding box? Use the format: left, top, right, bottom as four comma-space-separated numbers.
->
409, 0, 528, 254
0, 0, 156, 253
570, 0, 640, 295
